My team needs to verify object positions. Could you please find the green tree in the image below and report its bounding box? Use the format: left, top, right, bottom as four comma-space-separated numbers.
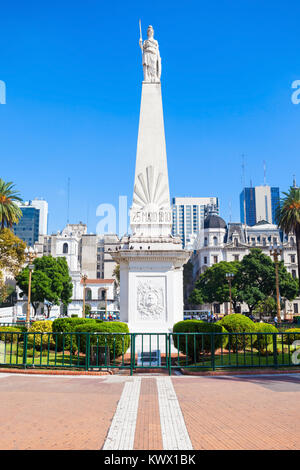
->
188, 249, 298, 315
0, 228, 26, 302
0, 228, 26, 275
113, 264, 120, 286
236, 248, 297, 313
188, 261, 240, 309
183, 260, 194, 307
253, 296, 276, 320
16, 256, 73, 316
277, 185, 300, 292
0, 179, 22, 229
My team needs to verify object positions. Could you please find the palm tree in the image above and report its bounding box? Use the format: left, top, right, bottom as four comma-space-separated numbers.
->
277, 185, 300, 293
0, 179, 23, 229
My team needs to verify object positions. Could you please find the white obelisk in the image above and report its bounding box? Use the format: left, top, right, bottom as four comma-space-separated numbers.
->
112, 25, 189, 335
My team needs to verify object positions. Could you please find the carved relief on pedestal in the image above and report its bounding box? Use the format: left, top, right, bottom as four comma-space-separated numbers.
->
137, 279, 165, 320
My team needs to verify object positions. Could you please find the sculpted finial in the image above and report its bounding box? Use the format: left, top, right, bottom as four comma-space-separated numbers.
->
139, 22, 161, 83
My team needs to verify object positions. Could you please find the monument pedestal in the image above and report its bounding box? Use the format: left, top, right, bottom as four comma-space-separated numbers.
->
114, 245, 189, 335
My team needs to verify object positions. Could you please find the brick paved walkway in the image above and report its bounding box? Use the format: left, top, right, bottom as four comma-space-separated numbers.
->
0, 373, 299, 450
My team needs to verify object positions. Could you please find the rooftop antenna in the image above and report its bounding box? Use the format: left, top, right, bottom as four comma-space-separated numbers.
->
241, 154, 247, 237
293, 174, 297, 188
263, 160, 266, 186
67, 177, 70, 224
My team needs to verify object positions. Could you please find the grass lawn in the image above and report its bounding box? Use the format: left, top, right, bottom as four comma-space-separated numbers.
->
0, 341, 128, 369
0, 341, 86, 368
178, 344, 300, 371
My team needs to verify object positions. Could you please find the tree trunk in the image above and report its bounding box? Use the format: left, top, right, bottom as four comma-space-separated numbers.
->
32, 302, 38, 316
296, 226, 300, 295
46, 305, 52, 318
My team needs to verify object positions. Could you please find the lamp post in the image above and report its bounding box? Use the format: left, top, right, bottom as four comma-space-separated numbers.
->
225, 272, 235, 315
24, 246, 38, 329
269, 243, 283, 323
81, 274, 88, 318
103, 287, 108, 320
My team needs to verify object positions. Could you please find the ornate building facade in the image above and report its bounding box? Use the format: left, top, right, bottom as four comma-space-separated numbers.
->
189, 211, 300, 317
15, 223, 119, 318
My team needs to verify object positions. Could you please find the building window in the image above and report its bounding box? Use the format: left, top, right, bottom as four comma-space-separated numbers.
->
213, 236, 218, 246
294, 304, 299, 314
204, 237, 208, 247
291, 255, 296, 264
214, 304, 220, 314
234, 238, 238, 247
292, 270, 297, 279
85, 288, 92, 300
63, 243, 68, 254
204, 256, 207, 264
213, 256, 218, 264
234, 255, 239, 261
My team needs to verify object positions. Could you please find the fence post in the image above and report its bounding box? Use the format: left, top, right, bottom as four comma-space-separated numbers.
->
85, 334, 90, 371
273, 333, 278, 369
211, 334, 215, 371
130, 334, 135, 376
23, 332, 28, 369
168, 333, 172, 376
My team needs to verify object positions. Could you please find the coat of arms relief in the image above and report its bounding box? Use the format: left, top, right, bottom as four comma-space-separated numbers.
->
137, 280, 165, 320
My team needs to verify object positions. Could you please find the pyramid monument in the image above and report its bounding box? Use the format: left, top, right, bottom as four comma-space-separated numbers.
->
112, 24, 189, 334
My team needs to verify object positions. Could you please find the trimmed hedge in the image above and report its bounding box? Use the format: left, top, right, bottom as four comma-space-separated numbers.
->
283, 328, 300, 345
253, 323, 278, 352
28, 320, 54, 350
52, 317, 101, 351
74, 321, 130, 358
0, 327, 23, 343
173, 320, 228, 359
217, 314, 257, 352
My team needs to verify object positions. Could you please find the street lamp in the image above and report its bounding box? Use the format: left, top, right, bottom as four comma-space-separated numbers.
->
269, 243, 283, 323
103, 287, 108, 320
225, 272, 235, 315
24, 246, 38, 329
81, 273, 88, 318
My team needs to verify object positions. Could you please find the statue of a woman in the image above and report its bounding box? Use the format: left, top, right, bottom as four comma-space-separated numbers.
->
139, 25, 161, 83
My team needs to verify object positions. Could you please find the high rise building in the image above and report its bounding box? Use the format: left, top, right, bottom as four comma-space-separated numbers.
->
13, 198, 48, 246
171, 197, 219, 247
240, 185, 280, 226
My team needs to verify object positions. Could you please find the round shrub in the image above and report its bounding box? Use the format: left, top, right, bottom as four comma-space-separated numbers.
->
52, 317, 101, 351
173, 320, 228, 360
283, 328, 300, 345
253, 323, 278, 352
28, 320, 54, 350
74, 321, 130, 358
217, 314, 257, 352
0, 327, 23, 343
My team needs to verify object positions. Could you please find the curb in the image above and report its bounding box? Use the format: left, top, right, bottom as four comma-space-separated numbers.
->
180, 368, 300, 376
0, 368, 112, 376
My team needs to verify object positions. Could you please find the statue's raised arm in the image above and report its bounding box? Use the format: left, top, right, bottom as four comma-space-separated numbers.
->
139, 25, 161, 83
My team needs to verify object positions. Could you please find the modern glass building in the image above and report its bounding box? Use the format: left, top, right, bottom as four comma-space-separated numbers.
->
240, 185, 280, 226
13, 207, 40, 247
172, 197, 219, 247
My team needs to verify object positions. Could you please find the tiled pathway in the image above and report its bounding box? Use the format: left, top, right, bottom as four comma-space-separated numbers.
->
0, 373, 299, 450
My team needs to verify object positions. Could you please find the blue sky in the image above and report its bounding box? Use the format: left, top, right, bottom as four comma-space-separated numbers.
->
1, 0, 300, 235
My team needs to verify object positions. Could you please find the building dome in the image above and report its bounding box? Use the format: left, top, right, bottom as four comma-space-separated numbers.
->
204, 214, 227, 230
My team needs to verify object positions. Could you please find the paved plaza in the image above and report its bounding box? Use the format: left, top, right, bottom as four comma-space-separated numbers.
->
0, 372, 299, 450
